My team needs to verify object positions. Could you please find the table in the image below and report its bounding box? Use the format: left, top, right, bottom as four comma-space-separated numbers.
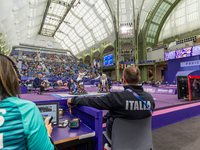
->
34, 100, 102, 150
51, 112, 95, 150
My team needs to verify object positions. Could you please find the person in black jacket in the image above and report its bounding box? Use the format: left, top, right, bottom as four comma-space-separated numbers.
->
67, 67, 155, 139
33, 74, 45, 94
67, 79, 71, 91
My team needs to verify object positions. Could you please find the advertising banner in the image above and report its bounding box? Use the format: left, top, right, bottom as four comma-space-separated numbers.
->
165, 45, 200, 61
111, 85, 177, 95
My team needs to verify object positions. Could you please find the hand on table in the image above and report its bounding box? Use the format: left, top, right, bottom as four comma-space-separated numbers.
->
67, 98, 72, 108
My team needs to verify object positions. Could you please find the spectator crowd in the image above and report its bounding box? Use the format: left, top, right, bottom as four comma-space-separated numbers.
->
10, 50, 100, 79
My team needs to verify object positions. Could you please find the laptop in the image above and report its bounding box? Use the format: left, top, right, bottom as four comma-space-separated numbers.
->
36, 102, 59, 125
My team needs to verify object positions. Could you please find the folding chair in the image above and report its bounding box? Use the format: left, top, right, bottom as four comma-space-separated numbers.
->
103, 116, 153, 150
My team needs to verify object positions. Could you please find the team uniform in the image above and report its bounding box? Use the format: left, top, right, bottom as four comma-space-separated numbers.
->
70, 85, 155, 139
0, 97, 55, 150
95, 73, 108, 91
76, 72, 88, 93
57, 80, 63, 86
71, 82, 78, 93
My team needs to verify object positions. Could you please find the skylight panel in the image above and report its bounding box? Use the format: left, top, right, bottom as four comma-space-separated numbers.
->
70, 44, 78, 52
61, 41, 67, 49
55, 36, 62, 43
63, 36, 74, 47
48, 3, 56, 14
75, 21, 88, 37
85, 0, 96, 5
49, 3, 66, 17
83, 32, 95, 47
45, 25, 55, 31
106, 18, 113, 31
167, 0, 176, 3
43, 24, 48, 29
77, 40, 86, 51
50, 0, 114, 55
73, 1, 89, 18
83, 10, 101, 29
55, 32, 65, 40
68, 30, 79, 41
59, 23, 72, 35
61, 41, 71, 50
73, 51, 78, 55
93, 23, 107, 41
160, 0, 200, 41
65, 12, 79, 26
45, 16, 58, 26
95, 0, 108, 19
72, 36, 80, 43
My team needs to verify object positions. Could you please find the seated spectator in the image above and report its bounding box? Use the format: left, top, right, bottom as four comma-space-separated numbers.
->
0, 54, 57, 150
25, 79, 31, 86
33, 74, 45, 94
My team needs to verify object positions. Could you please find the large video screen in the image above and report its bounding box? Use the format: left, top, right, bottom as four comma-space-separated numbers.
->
164, 45, 200, 61
93, 60, 100, 69
164, 47, 194, 60
104, 54, 114, 66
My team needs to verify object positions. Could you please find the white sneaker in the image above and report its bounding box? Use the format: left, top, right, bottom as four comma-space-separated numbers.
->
104, 143, 111, 150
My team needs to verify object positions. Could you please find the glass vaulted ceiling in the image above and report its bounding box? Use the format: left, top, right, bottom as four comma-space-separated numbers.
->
146, 0, 176, 43
159, 0, 200, 40
40, 0, 114, 55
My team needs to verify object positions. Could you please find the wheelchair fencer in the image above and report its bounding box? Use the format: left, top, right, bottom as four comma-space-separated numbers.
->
77, 80, 87, 93
70, 79, 78, 93
95, 72, 109, 92
99, 79, 108, 92
70, 79, 87, 94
